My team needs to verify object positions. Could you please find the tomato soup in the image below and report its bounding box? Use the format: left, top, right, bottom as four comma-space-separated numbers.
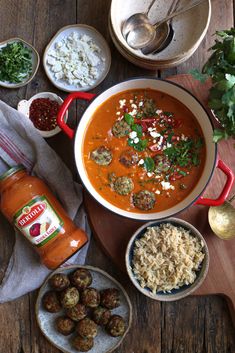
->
83, 89, 206, 213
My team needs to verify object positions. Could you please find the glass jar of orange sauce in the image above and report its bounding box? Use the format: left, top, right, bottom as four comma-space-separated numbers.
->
0, 165, 88, 269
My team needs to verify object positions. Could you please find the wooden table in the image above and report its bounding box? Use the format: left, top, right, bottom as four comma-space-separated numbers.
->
0, 1, 235, 352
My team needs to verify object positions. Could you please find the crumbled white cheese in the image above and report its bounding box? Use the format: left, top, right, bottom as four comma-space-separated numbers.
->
181, 134, 188, 141
129, 109, 137, 116
148, 127, 156, 132
134, 137, 139, 144
129, 99, 134, 104
119, 99, 126, 108
129, 131, 137, 139
155, 190, 161, 195
131, 103, 137, 109
138, 159, 144, 165
156, 109, 162, 114
166, 143, 172, 148
116, 111, 121, 115
47, 32, 105, 87
139, 101, 144, 107
147, 172, 153, 177
150, 131, 161, 138
161, 181, 175, 191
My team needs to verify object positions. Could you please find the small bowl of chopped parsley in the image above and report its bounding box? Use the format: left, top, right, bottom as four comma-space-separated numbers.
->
0, 37, 40, 88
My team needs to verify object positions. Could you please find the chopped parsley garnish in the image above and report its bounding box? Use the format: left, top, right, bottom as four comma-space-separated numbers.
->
163, 138, 203, 168
0, 42, 32, 83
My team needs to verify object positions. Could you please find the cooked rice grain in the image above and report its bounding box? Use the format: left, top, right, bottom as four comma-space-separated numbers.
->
132, 223, 205, 293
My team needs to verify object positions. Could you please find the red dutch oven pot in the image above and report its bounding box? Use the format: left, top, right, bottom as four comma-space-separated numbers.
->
57, 78, 234, 220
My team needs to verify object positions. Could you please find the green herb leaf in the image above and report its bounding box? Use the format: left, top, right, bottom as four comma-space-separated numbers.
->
189, 68, 208, 83
131, 123, 143, 137
213, 129, 229, 142
124, 113, 134, 125
178, 170, 187, 176
191, 28, 235, 142
135, 139, 147, 151
143, 157, 155, 172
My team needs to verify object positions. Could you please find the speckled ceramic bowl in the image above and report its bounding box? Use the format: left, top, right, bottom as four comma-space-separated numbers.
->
36, 265, 132, 353
125, 218, 209, 301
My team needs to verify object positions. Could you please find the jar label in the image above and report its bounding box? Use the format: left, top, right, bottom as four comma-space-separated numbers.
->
14, 196, 64, 247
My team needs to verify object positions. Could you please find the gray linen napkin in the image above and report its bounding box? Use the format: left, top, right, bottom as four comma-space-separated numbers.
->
0, 100, 91, 303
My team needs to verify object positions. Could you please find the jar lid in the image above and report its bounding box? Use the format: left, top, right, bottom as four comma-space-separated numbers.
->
0, 164, 26, 181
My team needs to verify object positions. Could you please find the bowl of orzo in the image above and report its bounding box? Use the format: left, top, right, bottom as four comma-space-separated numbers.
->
125, 218, 209, 301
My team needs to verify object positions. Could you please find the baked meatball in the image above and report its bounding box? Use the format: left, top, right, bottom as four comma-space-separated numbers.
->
66, 303, 87, 322
113, 176, 134, 195
60, 287, 80, 309
112, 120, 131, 138
100, 288, 120, 309
42, 291, 61, 313
92, 306, 111, 326
106, 315, 126, 337
132, 190, 156, 210
81, 288, 100, 308
72, 336, 94, 352
55, 316, 75, 335
76, 318, 98, 338
119, 149, 139, 167
90, 146, 112, 166
154, 155, 171, 173
49, 273, 70, 291
70, 268, 92, 290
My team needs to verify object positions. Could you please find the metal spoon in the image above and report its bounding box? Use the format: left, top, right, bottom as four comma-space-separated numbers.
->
126, 0, 206, 50
122, 0, 157, 39
208, 195, 235, 239
141, 0, 180, 55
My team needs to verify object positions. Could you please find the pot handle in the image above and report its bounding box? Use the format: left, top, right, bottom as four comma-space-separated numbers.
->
196, 159, 234, 206
57, 92, 96, 139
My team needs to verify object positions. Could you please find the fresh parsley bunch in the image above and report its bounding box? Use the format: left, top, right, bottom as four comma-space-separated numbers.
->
190, 28, 235, 142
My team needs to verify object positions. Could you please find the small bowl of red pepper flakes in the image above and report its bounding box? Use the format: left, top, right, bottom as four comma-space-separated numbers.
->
17, 92, 68, 138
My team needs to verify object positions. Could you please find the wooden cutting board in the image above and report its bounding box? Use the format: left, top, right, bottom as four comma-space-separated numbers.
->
84, 74, 235, 321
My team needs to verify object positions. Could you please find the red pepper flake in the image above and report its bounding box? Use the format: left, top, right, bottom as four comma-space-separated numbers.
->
29, 98, 60, 131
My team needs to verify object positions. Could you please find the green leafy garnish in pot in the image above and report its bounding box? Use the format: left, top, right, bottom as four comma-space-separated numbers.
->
131, 123, 143, 137
124, 113, 134, 125
128, 138, 147, 151
190, 28, 235, 142
143, 157, 155, 172
163, 138, 203, 168
0, 41, 32, 83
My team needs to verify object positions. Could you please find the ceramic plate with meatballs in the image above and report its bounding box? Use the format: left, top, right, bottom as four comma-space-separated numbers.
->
36, 265, 132, 353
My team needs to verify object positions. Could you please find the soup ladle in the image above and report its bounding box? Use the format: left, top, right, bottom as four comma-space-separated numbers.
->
208, 194, 235, 239
141, 0, 180, 55
126, 0, 206, 50
122, 0, 157, 40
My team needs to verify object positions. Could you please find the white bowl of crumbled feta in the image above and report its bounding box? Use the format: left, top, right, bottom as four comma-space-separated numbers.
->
43, 25, 111, 92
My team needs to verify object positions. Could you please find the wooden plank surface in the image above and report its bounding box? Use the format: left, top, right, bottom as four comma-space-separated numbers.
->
0, 1, 235, 353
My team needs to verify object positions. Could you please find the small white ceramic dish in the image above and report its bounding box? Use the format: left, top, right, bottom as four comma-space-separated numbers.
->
125, 218, 209, 301
17, 92, 67, 138
0, 37, 40, 88
109, 0, 211, 68
36, 265, 132, 353
43, 24, 111, 92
